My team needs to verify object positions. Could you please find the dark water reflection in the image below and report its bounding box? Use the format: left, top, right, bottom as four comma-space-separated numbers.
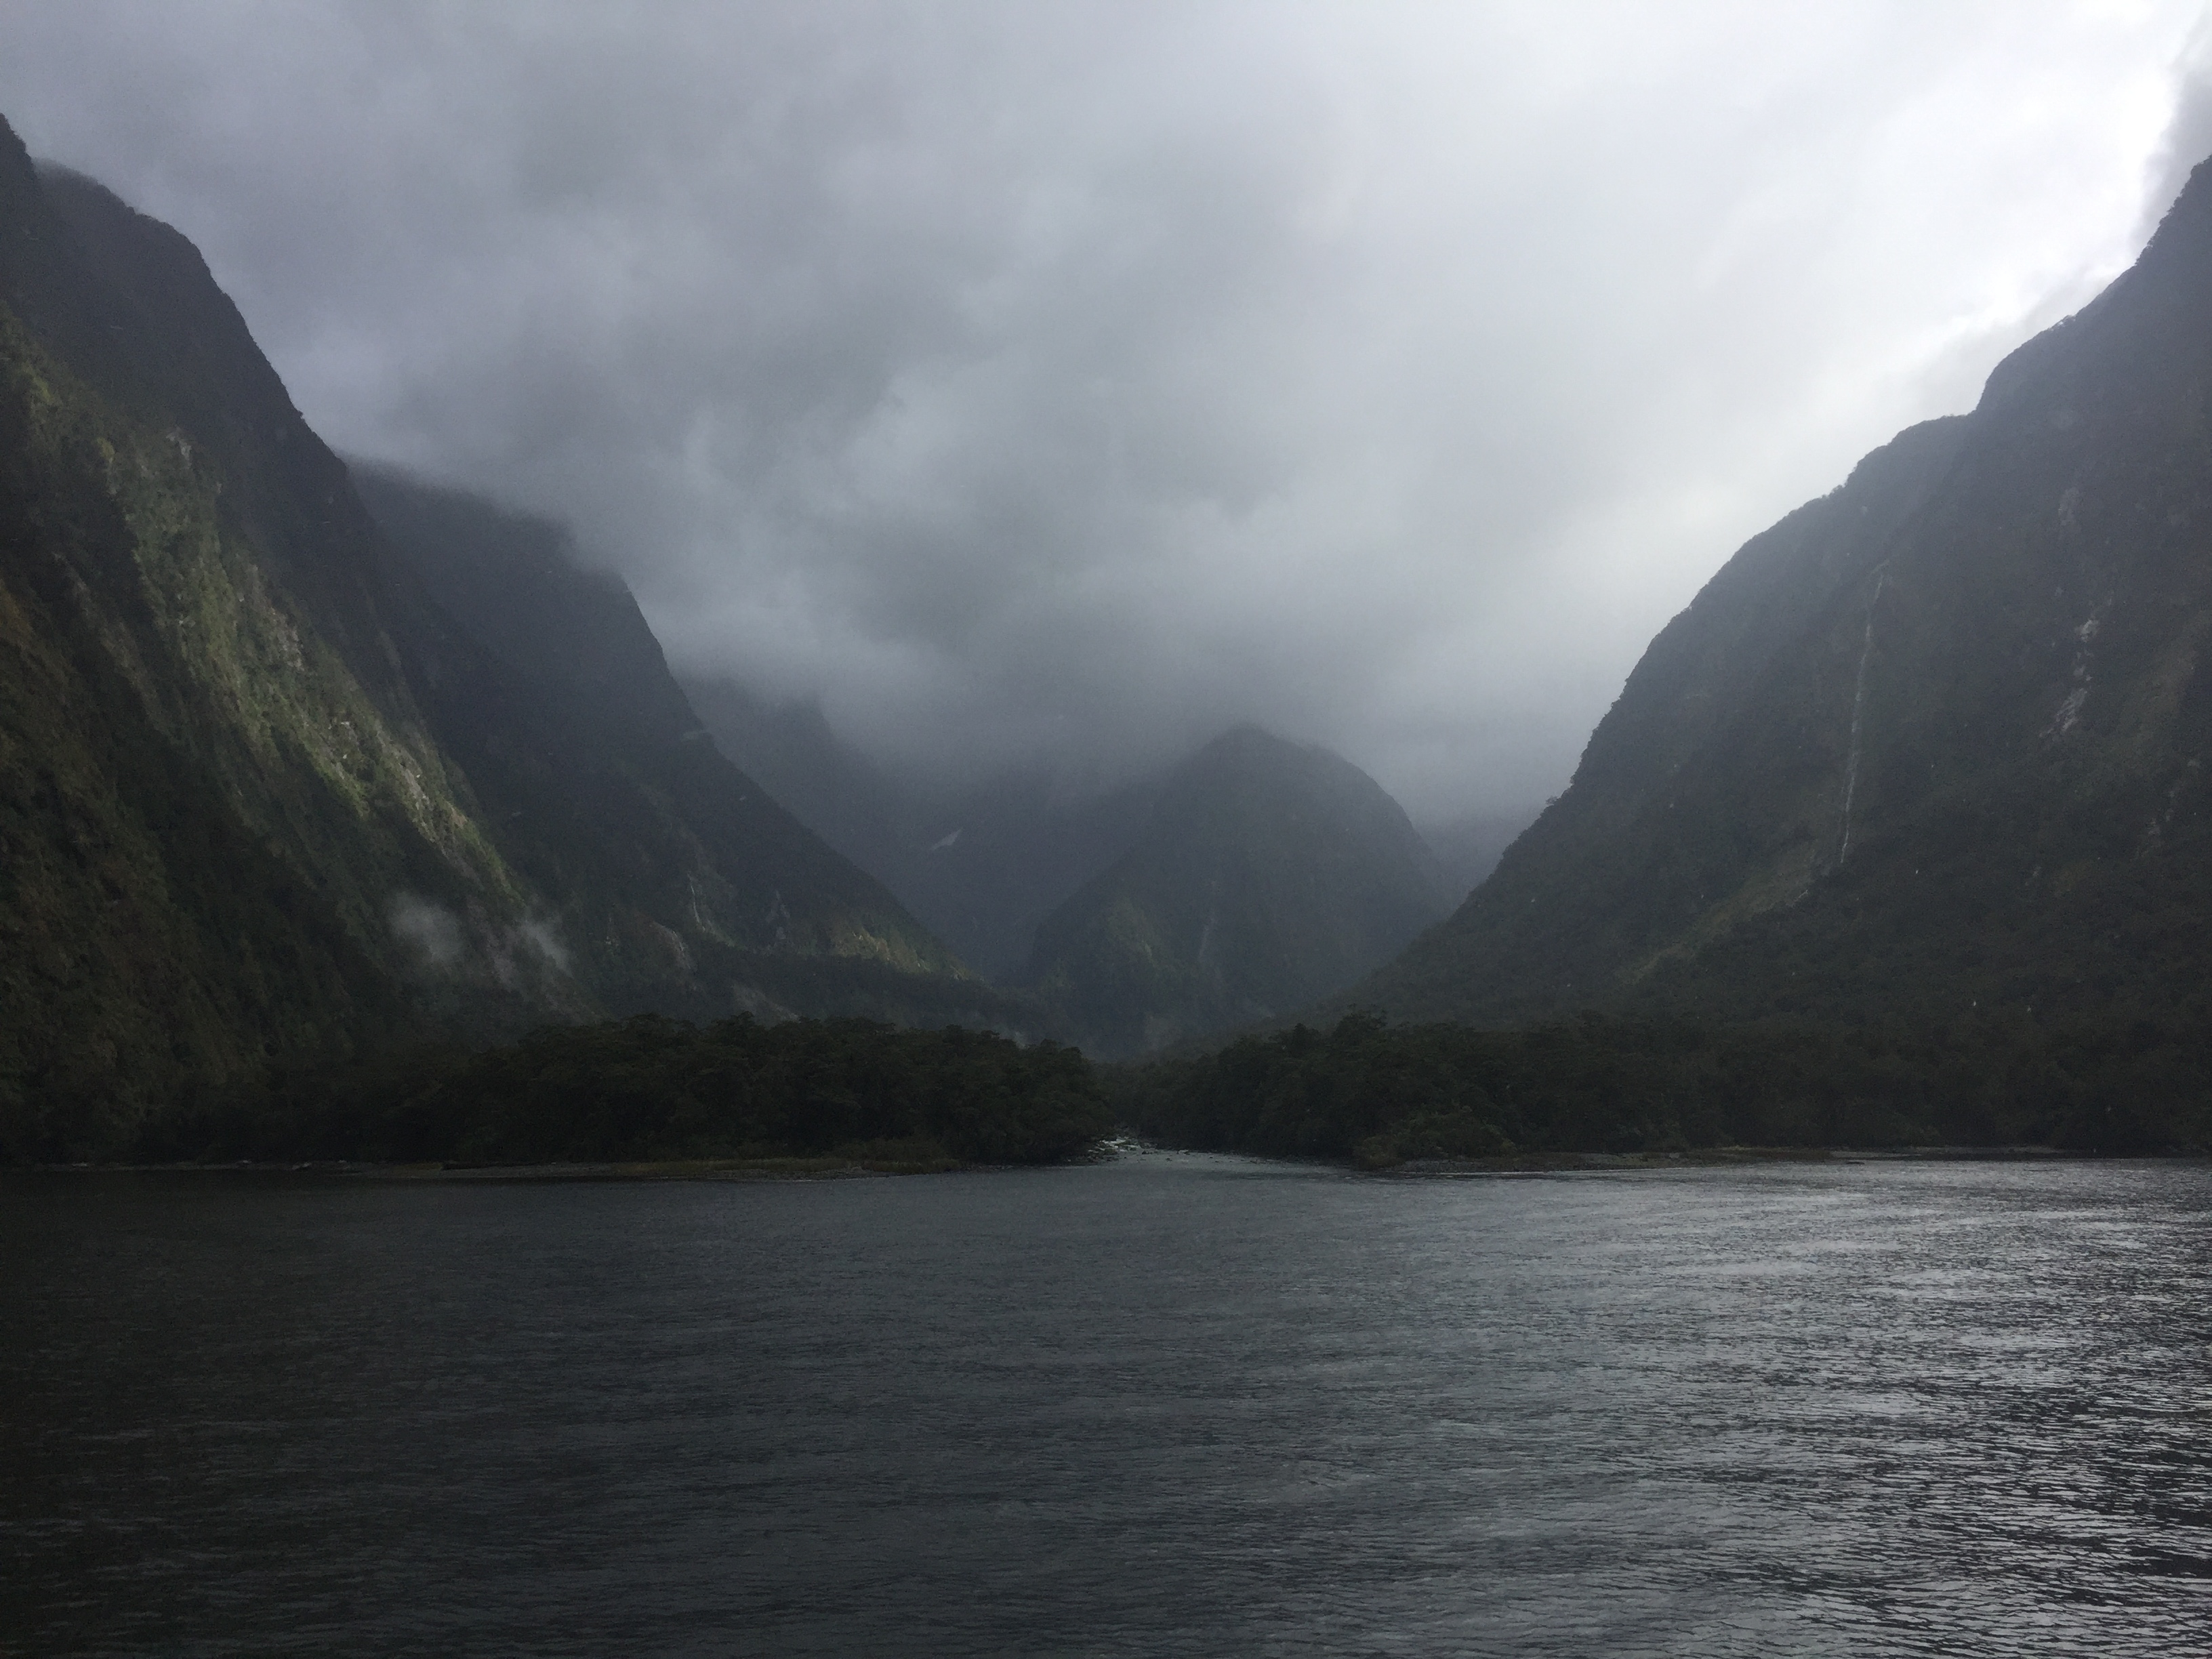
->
3, 1155, 2207, 1656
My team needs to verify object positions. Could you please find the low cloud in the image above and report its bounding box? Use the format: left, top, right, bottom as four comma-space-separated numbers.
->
516, 917, 572, 976
3, 3, 2204, 819
389, 892, 571, 988
389, 892, 466, 970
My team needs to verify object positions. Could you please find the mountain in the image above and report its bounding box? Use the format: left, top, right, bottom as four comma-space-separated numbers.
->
685, 674, 1159, 978
1354, 152, 2212, 1030
1022, 726, 1452, 1054
345, 468, 977, 1015
0, 117, 988, 1158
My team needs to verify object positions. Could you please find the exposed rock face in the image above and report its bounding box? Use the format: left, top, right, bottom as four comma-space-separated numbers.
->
1354, 154, 2212, 1029
1023, 726, 1451, 1055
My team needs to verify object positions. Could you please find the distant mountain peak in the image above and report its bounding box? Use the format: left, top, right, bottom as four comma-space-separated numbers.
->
1023, 726, 1450, 1055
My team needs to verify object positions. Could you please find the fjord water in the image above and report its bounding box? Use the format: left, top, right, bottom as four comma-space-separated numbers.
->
4, 1158, 2206, 1657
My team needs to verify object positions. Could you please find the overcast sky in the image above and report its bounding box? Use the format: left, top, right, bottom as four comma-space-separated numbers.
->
4, 1, 2207, 819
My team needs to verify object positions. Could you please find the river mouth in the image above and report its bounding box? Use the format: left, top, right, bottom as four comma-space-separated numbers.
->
6, 1155, 2207, 1656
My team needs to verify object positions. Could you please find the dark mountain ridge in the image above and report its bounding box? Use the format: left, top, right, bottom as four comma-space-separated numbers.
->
683, 674, 1164, 979
1024, 725, 1452, 1055
346, 466, 983, 1015
688, 676, 1510, 995
1352, 150, 2212, 1030
0, 117, 994, 1157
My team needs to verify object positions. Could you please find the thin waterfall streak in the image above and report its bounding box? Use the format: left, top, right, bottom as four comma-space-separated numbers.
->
1839, 571, 1886, 863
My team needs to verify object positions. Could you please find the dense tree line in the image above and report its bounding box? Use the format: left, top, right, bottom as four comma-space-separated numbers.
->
145, 1014, 1112, 1168
47, 1003, 2212, 1172
1112, 1009, 2212, 1163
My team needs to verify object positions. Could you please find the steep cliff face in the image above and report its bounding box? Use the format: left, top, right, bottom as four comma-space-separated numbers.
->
2, 123, 525, 1153
1024, 726, 1450, 1055
0, 117, 984, 1155
1357, 155, 2212, 1028
0, 344, 404, 1153
350, 467, 970, 1015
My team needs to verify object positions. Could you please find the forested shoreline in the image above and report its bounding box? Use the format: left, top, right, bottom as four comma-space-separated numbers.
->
117, 1015, 1112, 1170
13, 1004, 2200, 1171
1113, 1010, 2212, 1162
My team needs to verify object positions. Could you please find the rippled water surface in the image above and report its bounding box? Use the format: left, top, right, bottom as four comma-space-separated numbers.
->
3, 1155, 2208, 1656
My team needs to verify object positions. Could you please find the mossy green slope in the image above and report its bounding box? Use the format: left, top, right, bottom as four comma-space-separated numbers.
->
0, 116, 537, 1155
0, 291, 438, 1155
0, 114, 1002, 1155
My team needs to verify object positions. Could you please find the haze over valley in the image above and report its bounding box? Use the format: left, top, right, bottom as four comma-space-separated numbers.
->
14, 12, 2212, 1656
7, 3, 2212, 1101
9, 2, 2207, 830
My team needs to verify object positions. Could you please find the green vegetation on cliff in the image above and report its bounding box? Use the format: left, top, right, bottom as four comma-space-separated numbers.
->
1, 114, 1021, 1159
352, 466, 971, 1008
0, 287, 436, 1160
